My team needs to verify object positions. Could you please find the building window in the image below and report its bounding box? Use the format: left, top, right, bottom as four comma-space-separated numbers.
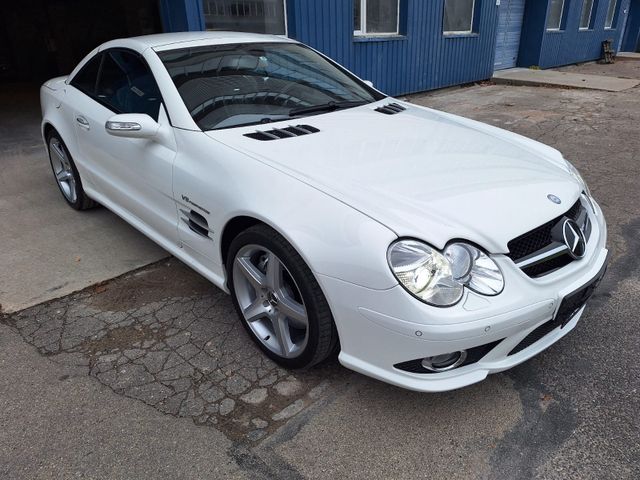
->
202, 0, 286, 35
579, 0, 594, 29
443, 0, 476, 35
354, 0, 400, 36
546, 0, 565, 30
605, 0, 618, 29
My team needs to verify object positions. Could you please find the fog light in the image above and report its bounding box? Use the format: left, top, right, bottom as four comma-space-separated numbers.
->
421, 351, 467, 372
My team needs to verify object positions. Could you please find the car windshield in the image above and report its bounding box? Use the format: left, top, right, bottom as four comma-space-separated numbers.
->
158, 42, 384, 131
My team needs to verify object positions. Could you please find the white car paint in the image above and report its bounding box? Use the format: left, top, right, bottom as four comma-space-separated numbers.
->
41, 32, 608, 391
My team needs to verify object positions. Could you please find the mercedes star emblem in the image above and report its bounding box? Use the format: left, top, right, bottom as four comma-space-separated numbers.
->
562, 219, 586, 259
547, 194, 562, 204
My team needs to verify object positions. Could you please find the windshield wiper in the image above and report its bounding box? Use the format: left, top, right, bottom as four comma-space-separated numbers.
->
289, 100, 368, 117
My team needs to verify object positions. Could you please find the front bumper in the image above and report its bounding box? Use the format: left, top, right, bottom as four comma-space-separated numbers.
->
319, 199, 608, 392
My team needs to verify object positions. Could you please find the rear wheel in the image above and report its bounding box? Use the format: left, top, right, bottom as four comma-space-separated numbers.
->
47, 131, 96, 210
227, 224, 338, 369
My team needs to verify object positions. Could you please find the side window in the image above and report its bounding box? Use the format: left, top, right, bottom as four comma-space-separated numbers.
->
70, 54, 102, 95
95, 50, 162, 121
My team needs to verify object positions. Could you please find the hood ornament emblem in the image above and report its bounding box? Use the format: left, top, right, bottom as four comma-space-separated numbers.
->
547, 194, 562, 205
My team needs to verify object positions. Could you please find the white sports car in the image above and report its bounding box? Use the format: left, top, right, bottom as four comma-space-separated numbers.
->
40, 32, 608, 392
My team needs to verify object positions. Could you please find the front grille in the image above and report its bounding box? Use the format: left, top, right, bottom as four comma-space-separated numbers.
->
507, 199, 582, 262
507, 199, 589, 278
521, 254, 573, 277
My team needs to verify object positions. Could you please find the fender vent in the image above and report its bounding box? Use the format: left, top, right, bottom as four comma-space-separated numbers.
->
375, 103, 406, 115
180, 209, 212, 239
244, 124, 319, 141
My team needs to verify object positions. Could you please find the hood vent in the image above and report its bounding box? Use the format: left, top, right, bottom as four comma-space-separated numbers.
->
244, 124, 319, 141
375, 103, 406, 115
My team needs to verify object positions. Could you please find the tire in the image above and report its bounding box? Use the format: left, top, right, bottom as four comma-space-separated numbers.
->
46, 130, 96, 210
226, 224, 339, 369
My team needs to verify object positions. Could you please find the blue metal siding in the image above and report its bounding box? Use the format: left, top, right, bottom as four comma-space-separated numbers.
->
288, 0, 500, 96
622, 0, 640, 51
518, 0, 631, 68
158, 1, 504, 95
159, 0, 205, 32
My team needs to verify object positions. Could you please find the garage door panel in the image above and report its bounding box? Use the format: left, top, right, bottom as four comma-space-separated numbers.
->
494, 0, 525, 70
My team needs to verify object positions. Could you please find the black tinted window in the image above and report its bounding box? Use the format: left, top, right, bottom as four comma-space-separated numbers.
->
71, 54, 102, 94
95, 50, 162, 120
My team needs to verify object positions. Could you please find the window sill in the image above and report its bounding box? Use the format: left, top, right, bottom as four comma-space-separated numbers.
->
353, 34, 407, 43
443, 32, 479, 39
545, 29, 565, 33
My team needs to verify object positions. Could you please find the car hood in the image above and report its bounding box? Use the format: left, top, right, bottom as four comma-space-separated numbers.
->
208, 100, 582, 253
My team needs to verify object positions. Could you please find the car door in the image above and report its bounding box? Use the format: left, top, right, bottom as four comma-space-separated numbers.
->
69, 48, 178, 243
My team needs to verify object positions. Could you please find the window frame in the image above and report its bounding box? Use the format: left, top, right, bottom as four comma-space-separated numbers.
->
353, 0, 401, 37
69, 48, 167, 122
546, 0, 566, 31
202, 0, 288, 36
605, 0, 618, 29
579, 0, 595, 30
442, 0, 477, 36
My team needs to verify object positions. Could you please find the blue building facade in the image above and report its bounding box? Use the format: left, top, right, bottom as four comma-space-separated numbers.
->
519, 0, 632, 68
158, 0, 638, 96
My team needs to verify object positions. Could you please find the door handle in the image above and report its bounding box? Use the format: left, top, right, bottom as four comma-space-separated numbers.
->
75, 116, 90, 130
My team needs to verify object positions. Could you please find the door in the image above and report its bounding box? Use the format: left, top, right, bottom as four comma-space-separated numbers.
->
494, 0, 526, 70
617, 0, 631, 52
621, 0, 640, 52
69, 49, 178, 243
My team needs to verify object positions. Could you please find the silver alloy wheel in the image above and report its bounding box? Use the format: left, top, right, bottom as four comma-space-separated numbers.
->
49, 137, 77, 203
233, 244, 309, 359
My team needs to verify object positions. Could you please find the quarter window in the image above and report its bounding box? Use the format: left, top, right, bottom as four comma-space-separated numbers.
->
605, 0, 618, 28
546, 0, 566, 30
354, 0, 400, 36
70, 55, 102, 95
95, 50, 162, 121
202, 0, 286, 35
579, 0, 595, 30
443, 0, 476, 34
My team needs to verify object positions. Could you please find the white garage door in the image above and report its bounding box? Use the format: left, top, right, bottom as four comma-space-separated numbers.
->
494, 0, 526, 70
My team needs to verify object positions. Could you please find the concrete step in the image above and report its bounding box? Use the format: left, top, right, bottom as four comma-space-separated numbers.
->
617, 52, 640, 61
492, 67, 639, 92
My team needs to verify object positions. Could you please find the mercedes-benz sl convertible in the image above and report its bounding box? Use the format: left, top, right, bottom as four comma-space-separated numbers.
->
40, 32, 607, 392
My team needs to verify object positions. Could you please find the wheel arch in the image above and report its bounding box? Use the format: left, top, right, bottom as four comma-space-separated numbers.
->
219, 215, 263, 268
219, 214, 334, 307
42, 122, 57, 142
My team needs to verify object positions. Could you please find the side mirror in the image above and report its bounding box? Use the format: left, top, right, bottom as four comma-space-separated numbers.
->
105, 113, 159, 139
363, 80, 374, 88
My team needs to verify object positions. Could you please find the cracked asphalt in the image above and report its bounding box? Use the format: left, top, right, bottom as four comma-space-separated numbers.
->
3, 260, 337, 444
1, 61, 639, 479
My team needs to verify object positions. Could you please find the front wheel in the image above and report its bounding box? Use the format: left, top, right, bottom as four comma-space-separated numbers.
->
47, 131, 96, 210
227, 224, 338, 369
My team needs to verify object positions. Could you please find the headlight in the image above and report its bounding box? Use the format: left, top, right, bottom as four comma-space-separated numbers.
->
566, 160, 591, 198
444, 243, 504, 296
566, 160, 597, 214
387, 240, 504, 307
